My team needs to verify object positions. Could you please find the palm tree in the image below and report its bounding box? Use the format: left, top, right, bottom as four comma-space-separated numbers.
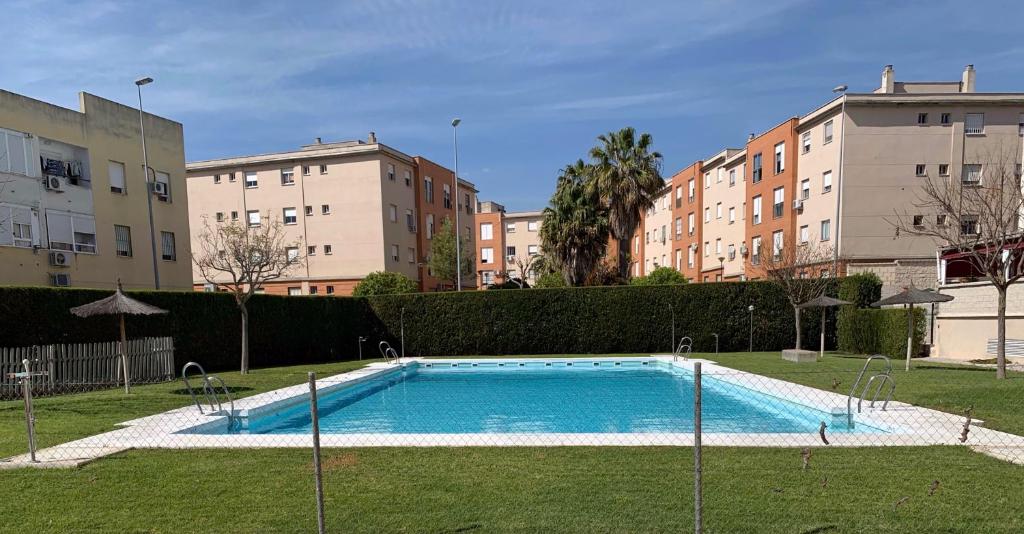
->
540, 160, 609, 286
589, 127, 663, 279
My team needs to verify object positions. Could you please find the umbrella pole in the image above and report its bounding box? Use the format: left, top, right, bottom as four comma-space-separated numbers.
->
119, 314, 130, 394
906, 304, 913, 372
820, 308, 826, 361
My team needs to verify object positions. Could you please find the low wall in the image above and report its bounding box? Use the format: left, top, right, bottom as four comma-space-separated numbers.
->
934, 281, 1024, 361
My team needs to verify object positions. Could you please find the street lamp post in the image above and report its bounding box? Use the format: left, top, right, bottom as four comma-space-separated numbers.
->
748, 305, 755, 353
831, 84, 848, 271
451, 118, 462, 291
669, 303, 675, 353
135, 76, 160, 290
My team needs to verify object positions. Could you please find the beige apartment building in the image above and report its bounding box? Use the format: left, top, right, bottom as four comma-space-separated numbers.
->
187, 135, 475, 295
475, 201, 543, 286
698, 148, 746, 281
0, 90, 191, 290
638, 187, 673, 275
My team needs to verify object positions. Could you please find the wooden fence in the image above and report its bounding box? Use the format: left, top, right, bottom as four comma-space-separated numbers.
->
0, 337, 174, 399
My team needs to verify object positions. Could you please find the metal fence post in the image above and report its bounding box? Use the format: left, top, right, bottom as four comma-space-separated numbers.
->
694, 361, 702, 534
308, 372, 326, 534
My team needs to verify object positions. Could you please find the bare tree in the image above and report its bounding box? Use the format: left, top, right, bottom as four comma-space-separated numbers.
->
193, 215, 302, 374
758, 238, 837, 351
499, 255, 542, 288
892, 145, 1024, 379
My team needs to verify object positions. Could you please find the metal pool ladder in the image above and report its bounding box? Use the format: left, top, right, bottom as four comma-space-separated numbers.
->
378, 341, 400, 365
182, 362, 235, 426
846, 355, 896, 426
673, 336, 692, 361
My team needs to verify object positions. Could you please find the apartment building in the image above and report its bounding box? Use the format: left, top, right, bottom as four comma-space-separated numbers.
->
475, 201, 543, 286
637, 64, 1024, 294
0, 90, 191, 290
186, 135, 476, 295
412, 155, 477, 292
639, 186, 673, 275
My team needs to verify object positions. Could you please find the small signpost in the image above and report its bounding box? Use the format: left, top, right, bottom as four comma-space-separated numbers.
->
8, 359, 48, 462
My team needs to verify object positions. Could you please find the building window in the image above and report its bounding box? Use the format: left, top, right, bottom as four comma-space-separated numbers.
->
114, 225, 132, 257
821, 219, 831, 241
283, 207, 297, 225
308, 245, 316, 256
482, 271, 495, 285
154, 171, 171, 202
408, 247, 415, 263
704, 172, 711, 189
688, 213, 695, 235
161, 231, 176, 261
912, 215, 924, 227
326, 286, 334, 294
917, 113, 928, 125
704, 207, 710, 223
228, 172, 237, 182
729, 168, 736, 186
716, 202, 722, 219
216, 212, 224, 222
305, 205, 313, 216
0, 129, 30, 176
688, 247, 695, 268
528, 221, 538, 231
387, 244, 398, 262
288, 287, 301, 296
406, 209, 415, 232
801, 131, 811, 154
915, 164, 926, 177
936, 215, 947, 226
386, 163, 396, 181
443, 184, 452, 208
404, 170, 412, 186
688, 179, 695, 201
309, 286, 318, 295
800, 179, 810, 200
939, 164, 949, 176
324, 244, 333, 255
285, 247, 299, 263
506, 245, 516, 258
426, 214, 435, 239
302, 165, 310, 176
528, 244, 539, 256
728, 207, 736, 224
823, 120, 834, 144
388, 204, 398, 223
961, 215, 979, 235
771, 231, 783, 260
727, 244, 736, 261
772, 187, 784, 218
231, 211, 238, 221
506, 222, 516, 233
962, 164, 982, 186
704, 241, 709, 257
751, 236, 762, 265
774, 142, 785, 174
822, 170, 833, 193
245, 171, 258, 188
752, 153, 762, 183
481, 247, 494, 264
799, 225, 809, 244
675, 217, 683, 237
942, 113, 952, 125
321, 204, 331, 215
965, 113, 985, 134
109, 161, 126, 194
464, 193, 472, 215
752, 196, 762, 225
425, 177, 434, 203
675, 185, 683, 207
480, 223, 493, 240
281, 168, 295, 185
213, 174, 221, 184
715, 238, 722, 255
319, 164, 328, 175
247, 210, 260, 227
1019, 113, 1024, 135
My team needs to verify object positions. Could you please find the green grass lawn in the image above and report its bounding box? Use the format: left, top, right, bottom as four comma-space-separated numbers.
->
1, 353, 1022, 533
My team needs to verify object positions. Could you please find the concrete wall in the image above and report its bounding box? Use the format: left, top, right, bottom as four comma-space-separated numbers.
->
0, 90, 191, 290
935, 281, 1024, 361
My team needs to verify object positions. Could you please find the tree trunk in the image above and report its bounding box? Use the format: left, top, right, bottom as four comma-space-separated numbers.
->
997, 287, 1007, 380
794, 305, 802, 350
618, 237, 630, 280
240, 305, 250, 375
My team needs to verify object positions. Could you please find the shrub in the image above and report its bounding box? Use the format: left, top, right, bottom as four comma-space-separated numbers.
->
837, 307, 925, 358
487, 278, 530, 290
839, 272, 882, 307
533, 272, 567, 288
630, 267, 688, 286
352, 271, 418, 297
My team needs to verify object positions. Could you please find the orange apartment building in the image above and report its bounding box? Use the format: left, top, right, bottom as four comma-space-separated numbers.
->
475, 201, 544, 287
744, 118, 799, 279
186, 134, 476, 296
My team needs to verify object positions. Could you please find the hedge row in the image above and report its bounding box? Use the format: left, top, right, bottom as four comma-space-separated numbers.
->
836, 307, 925, 359
0, 282, 841, 372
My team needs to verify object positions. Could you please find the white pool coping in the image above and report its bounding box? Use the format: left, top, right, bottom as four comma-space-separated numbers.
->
3, 356, 1023, 468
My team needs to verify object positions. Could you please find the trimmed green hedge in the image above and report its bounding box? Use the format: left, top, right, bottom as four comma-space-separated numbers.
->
837, 307, 925, 359
0, 282, 840, 372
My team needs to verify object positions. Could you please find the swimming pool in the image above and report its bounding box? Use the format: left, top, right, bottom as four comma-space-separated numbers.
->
193, 359, 882, 436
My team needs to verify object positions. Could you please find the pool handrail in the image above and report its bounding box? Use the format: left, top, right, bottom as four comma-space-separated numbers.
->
846, 355, 894, 426
378, 341, 400, 365
181, 362, 235, 427
673, 336, 692, 361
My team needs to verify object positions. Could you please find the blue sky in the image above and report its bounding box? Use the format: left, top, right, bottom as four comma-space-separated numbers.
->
6, 0, 1024, 211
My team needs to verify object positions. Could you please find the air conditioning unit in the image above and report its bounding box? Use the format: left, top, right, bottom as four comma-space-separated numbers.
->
44, 176, 64, 192
50, 273, 71, 287
152, 181, 168, 197
793, 199, 804, 211
49, 250, 72, 267
739, 243, 749, 257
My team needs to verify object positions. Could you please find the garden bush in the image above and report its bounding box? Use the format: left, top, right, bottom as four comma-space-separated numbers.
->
836, 273, 924, 358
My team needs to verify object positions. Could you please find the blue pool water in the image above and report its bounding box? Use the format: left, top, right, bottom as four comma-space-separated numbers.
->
204, 361, 876, 435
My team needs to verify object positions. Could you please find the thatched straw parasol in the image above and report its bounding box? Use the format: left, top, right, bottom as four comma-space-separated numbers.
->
871, 285, 953, 371
70, 280, 168, 393
797, 295, 851, 360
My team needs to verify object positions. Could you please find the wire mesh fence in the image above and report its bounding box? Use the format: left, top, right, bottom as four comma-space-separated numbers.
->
2, 354, 1022, 530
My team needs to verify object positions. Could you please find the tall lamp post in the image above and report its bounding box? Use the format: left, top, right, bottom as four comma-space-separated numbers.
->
135, 76, 160, 290
451, 118, 463, 291
831, 84, 847, 271
748, 305, 755, 353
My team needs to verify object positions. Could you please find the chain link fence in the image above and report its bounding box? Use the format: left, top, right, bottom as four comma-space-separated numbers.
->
2, 353, 1022, 531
